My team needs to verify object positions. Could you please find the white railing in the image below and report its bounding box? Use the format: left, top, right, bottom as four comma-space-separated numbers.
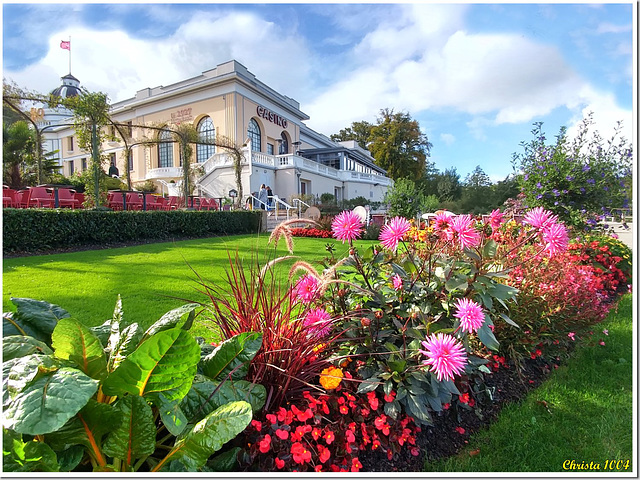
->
270, 195, 294, 220
292, 198, 310, 218
251, 152, 276, 167
146, 167, 183, 180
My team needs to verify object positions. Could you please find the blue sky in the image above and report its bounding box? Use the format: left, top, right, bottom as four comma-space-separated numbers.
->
2, 3, 635, 182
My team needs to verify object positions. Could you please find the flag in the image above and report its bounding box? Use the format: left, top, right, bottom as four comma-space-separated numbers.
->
60, 40, 70, 50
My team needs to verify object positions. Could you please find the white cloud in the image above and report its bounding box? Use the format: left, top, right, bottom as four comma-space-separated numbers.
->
440, 133, 456, 145
4, 11, 313, 106
596, 22, 633, 34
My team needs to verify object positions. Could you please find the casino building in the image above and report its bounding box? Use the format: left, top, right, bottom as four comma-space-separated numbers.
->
43, 60, 392, 206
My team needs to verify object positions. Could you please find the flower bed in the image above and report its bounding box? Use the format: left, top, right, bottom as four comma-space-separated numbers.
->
2, 208, 631, 472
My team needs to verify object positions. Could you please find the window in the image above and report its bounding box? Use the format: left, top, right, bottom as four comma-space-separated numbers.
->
128, 151, 134, 171
196, 116, 215, 163
81, 158, 87, 171
110, 153, 116, 166
69, 160, 74, 174
279, 132, 289, 155
247, 119, 261, 152
68, 136, 74, 151
267, 143, 274, 155
127, 121, 133, 137
158, 130, 173, 168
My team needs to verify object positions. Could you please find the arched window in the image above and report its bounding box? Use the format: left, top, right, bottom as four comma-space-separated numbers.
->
158, 130, 173, 168
247, 119, 261, 152
197, 116, 215, 163
279, 132, 289, 155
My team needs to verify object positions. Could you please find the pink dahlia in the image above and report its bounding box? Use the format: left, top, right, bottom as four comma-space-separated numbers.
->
488, 209, 504, 229
419, 333, 467, 381
449, 214, 481, 249
293, 274, 320, 302
523, 207, 558, 230
331, 210, 363, 243
303, 308, 332, 337
379, 216, 411, 252
391, 274, 403, 290
542, 222, 569, 256
433, 211, 454, 231
453, 298, 485, 334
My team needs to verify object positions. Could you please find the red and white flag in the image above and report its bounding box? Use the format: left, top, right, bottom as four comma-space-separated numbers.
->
60, 40, 70, 50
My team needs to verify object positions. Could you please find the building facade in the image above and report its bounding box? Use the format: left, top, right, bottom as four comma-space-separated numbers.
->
43, 60, 392, 205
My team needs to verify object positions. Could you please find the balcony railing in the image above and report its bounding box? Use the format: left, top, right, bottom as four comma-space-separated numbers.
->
146, 167, 183, 180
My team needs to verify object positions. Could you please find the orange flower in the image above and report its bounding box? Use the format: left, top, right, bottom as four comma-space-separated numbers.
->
319, 366, 343, 390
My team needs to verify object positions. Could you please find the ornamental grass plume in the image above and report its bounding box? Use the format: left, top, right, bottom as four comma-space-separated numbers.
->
332, 210, 363, 243
379, 216, 411, 252
419, 333, 467, 382
449, 214, 481, 249
453, 298, 485, 333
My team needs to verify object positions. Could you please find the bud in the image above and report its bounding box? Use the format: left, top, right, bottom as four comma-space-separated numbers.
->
338, 289, 347, 297
349, 248, 356, 256
374, 310, 384, 319
361, 317, 371, 327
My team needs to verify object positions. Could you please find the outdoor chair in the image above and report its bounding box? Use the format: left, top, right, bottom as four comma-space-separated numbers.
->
75, 192, 85, 208
125, 192, 143, 210
107, 192, 125, 211
144, 194, 162, 210
27, 186, 54, 208
56, 188, 81, 209
14, 190, 30, 208
167, 196, 182, 210
3, 188, 17, 208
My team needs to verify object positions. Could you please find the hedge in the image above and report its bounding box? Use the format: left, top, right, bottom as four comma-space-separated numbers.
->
2, 208, 263, 254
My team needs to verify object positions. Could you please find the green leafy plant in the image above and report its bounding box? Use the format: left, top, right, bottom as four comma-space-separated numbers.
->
3, 296, 265, 472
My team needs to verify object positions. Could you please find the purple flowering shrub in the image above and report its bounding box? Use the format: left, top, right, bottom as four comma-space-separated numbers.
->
513, 115, 632, 231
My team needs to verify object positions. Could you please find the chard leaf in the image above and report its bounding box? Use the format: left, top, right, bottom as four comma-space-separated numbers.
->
156, 401, 252, 471
180, 379, 266, 423
102, 328, 200, 404
157, 393, 189, 436
102, 395, 156, 461
207, 447, 240, 472
141, 304, 199, 342
199, 332, 262, 381
90, 320, 112, 347
3, 335, 53, 361
107, 323, 143, 373
45, 399, 119, 455
52, 319, 107, 381
6, 298, 70, 342
5, 354, 61, 402
4, 367, 98, 435
56, 446, 85, 472
3, 428, 59, 472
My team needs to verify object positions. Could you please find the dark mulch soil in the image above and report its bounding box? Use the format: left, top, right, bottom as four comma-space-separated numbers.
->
359, 357, 555, 472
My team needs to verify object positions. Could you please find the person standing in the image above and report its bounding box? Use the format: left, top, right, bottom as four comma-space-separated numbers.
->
258, 184, 268, 210
266, 186, 273, 209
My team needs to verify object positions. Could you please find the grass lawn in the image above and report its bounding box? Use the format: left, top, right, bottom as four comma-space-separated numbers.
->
3, 234, 374, 339
423, 293, 634, 473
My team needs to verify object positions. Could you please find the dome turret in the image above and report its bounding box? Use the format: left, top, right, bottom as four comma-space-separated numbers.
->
51, 73, 81, 98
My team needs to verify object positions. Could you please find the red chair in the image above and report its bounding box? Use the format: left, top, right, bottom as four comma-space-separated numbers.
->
144, 194, 162, 211
155, 197, 170, 211
3, 188, 17, 208
167, 196, 182, 210
125, 192, 143, 211
56, 188, 81, 209
14, 190, 30, 208
75, 192, 85, 208
27, 187, 54, 208
209, 198, 219, 211
107, 191, 125, 210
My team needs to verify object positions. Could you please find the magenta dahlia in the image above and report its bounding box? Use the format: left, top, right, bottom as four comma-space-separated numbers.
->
449, 214, 481, 249
419, 333, 468, 381
453, 298, 485, 334
331, 210, 363, 243
379, 216, 411, 252
303, 308, 332, 337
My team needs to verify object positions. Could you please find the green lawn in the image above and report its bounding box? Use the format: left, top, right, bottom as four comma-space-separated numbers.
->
3, 234, 370, 339
423, 293, 634, 473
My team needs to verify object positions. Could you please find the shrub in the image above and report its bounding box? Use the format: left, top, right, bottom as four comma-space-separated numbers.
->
2, 209, 262, 254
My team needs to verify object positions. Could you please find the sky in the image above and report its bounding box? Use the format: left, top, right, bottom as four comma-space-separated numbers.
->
2, 2, 636, 182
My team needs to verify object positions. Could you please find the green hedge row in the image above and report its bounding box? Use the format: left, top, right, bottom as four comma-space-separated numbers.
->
2, 208, 263, 254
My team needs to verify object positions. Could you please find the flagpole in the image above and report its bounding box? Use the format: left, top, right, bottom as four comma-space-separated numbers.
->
68, 35, 71, 74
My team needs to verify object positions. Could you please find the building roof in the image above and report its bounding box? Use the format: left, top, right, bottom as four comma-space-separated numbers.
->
50, 73, 81, 98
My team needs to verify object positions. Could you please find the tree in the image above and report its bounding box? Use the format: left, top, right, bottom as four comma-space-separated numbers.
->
513, 115, 633, 230
368, 109, 433, 181
330, 120, 374, 149
3, 121, 36, 188
384, 177, 427, 219
435, 167, 462, 202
